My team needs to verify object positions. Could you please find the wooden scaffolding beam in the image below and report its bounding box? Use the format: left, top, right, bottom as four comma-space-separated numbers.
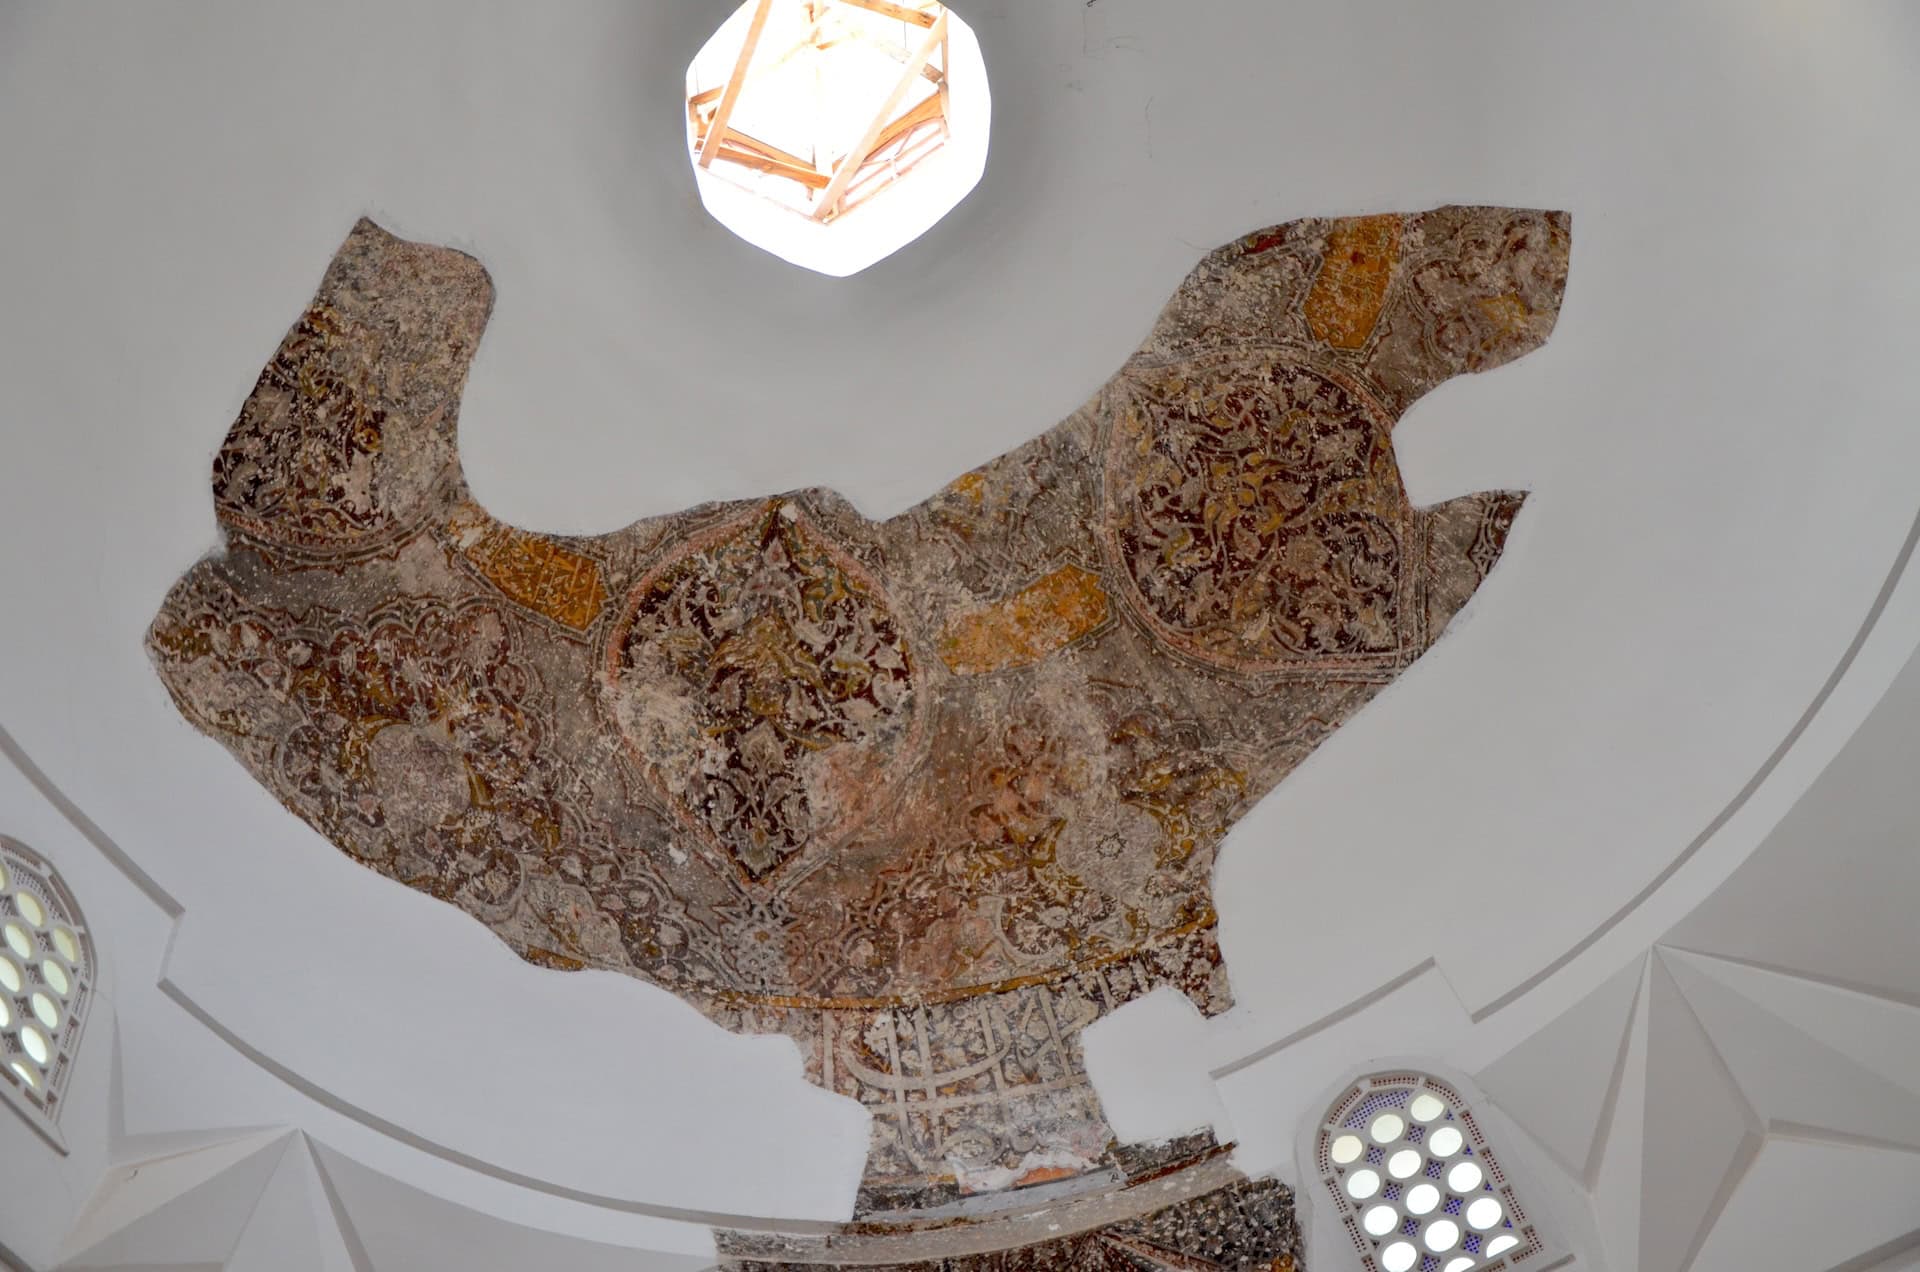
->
834, 0, 938, 28
696, 0, 775, 169
811, 9, 946, 219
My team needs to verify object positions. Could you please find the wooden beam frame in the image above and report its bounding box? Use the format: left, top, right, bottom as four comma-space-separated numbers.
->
716, 128, 817, 175
834, 0, 937, 28
837, 130, 945, 215
936, 13, 950, 133
837, 99, 945, 206
696, 0, 774, 169
865, 35, 946, 83
862, 92, 944, 166
713, 144, 833, 189
687, 1, 956, 217
811, 9, 946, 219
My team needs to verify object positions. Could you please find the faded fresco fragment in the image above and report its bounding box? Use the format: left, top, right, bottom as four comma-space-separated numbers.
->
149, 207, 1569, 1213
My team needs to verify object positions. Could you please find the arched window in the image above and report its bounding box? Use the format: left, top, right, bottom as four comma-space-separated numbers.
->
0, 837, 95, 1144
1316, 1072, 1547, 1272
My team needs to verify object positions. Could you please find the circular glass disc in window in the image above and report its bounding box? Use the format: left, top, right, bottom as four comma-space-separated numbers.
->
1405, 1182, 1441, 1215
0, 862, 8, 891
30, 991, 59, 1031
1380, 1241, 1417, 1272
1387, 1149, 1423, 1179
1466, 1197, 1504, 1230
19, 1025, 50, 1066
1345, 1168, 1382, 1200
41, 959, 70, 997
1424, 1218, 1461, 1252
10, 1059, 37, 1089
0, 998, 9, 1028
1427, 1125, 1465, 1156
1370, 1112, 1406, 1143
1362, 1203, 1399, 1237
0, 957, 20, 994
14, 892, 45, 927
3, 922, 30, 960
1447, 1161, 1484, 1194
1486, 1234, 1519, 1257
1444, 1258, 1474, 1272
1409, 1093, 1446, 1123
52, 927, 79, 965
1330, 1133, 1364, 1164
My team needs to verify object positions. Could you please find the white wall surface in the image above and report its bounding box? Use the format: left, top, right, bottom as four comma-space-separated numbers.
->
1, 0, 1919, 1263
0, 731, 151, 1272
1566, 640, 1920, 1272
0, 972, 111, 1272
1278, 628, 1920, 1272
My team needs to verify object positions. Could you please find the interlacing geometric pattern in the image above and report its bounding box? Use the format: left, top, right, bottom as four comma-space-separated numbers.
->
1318, 1073, 1547, 1272
0, 837, 94, 1138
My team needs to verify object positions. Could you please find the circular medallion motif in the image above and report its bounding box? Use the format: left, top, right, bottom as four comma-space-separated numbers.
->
1103, 355, 1413, 673
604, 501, 923, 884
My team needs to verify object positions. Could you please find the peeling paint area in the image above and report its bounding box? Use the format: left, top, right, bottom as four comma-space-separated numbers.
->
147, 208, 1569, 1213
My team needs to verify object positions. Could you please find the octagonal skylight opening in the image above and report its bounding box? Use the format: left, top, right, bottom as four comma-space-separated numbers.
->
684, 0, 990, 276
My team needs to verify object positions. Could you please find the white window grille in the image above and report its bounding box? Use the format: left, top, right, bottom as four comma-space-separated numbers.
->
1316, 1071, 1548, 1272
0, 836, 95, 1148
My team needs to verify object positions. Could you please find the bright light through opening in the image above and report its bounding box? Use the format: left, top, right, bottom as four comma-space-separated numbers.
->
684, 0, 990, 276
